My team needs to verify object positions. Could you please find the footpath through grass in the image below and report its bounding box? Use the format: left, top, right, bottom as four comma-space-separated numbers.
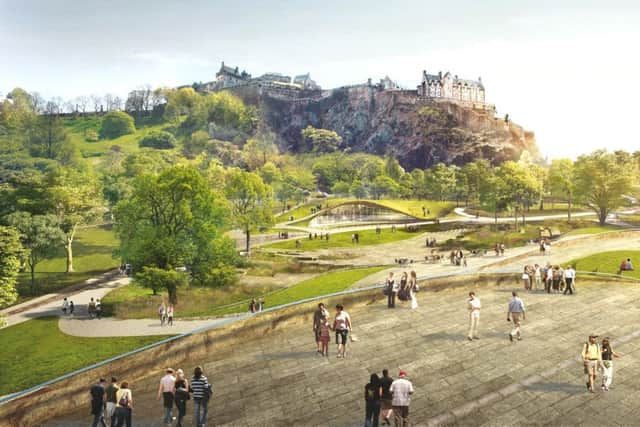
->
16, 226, 120, 301
0, 317, 173, 396
262, 227, 424, 250
569, 250, 640, 279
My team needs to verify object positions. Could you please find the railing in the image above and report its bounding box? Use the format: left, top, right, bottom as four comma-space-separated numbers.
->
0, 268, 637, 405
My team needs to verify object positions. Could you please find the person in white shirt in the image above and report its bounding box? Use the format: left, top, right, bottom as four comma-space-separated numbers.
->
507, 292, 526, 342
332, 304, 352, 358
390, 370, 414, 427
467, 292, 481, 340
564, 265, 576, 295
157, 368, 176, 425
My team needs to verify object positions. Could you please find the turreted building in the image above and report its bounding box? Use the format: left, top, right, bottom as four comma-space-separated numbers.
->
417, 71, 485, 104
215, 62, 251, 89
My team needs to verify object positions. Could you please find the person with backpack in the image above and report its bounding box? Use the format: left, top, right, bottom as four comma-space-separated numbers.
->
114, 381, 133, 427
581, 334, 603, 393
190, 366, 212, 427
174, 369, 190, 427
364, 373, 382, 427
89, 378, 107, 427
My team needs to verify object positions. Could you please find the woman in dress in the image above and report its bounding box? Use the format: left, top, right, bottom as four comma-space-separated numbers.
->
522, 266, 531, 291
318, 314, 331, 357
399, 272, 408, 302
601, 337, 621, 391
409, 270, 418, 310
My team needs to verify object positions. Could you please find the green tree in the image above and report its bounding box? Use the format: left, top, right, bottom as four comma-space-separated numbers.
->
28, 115, 70, 160
547, 159, 575, 221
224, 168, 273, 254
7, 213, 62, 295
114, 165, 232, 284
0, 226, 25, 308
574, 150, 634, 225
139, 130, 177, 149
100, 111, 136, 139
301, 126, 342, 153
478, 172, 509, 227
183, 130, 210, 159
425, 163, 457, 201
497, 161, 542, 227
331, 181, 351, 196
243, 134, 278, 170
46, 167, 104, 273
370, 175, 400, 199
461, 160, 491, 206
135, 266, 187, 304
350, 179, 368, 199
384, 156, 405, 181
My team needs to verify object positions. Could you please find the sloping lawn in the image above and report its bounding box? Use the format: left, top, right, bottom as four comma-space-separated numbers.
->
564, 225, 623, 236
16, 226, 120, 299
211, 266, 387, 315
262, 227, 423, 250
568, 250, 640, 279
0, 317, 173, 396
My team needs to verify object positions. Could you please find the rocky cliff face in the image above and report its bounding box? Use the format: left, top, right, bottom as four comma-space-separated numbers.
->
240, 86, 538, 170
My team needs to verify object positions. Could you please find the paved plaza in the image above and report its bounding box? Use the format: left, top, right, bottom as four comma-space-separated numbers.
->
44, 277, 640, 426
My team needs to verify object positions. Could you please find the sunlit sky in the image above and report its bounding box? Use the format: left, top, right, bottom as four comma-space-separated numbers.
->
2, 0, 640, 159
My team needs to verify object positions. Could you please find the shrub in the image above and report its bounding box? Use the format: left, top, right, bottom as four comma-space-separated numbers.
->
139, 130, 177, 150
99, 111, 136, 139
85, 130, 99, 142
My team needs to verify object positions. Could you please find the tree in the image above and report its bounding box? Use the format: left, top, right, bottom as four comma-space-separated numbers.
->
114, 165, 234, 286
425, 163, 457, 201
243, 133, 278, 170
28, 114, 69, 159
370, 175, 400, 199
547, 159, 575, 221
574, 150, 634, 225
301, 126, 342, 153
497, 161, 542, 227
99, 111, 135, 139
461, 160, 491, 206
7, 213, 62, 295
478, 172, 509, 227
46, 167, 104, 273
135, 266, 187, 304
224, 168, 273, 254
183, 130, 210, 159
384, 156, 405, 181
0, 226, 25, 308
139, 130, 177, 149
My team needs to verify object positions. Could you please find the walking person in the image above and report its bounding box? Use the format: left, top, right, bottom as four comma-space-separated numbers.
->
113, 381, 133, 427
174, 369, 190, 427
190, 366, 212, 427
409, 270, 418, 310
390, 371, 414, 427
385, 272, 396, 308
521, 266, 531, 291
61, 297, 69, 315
507, 292, 526, 342
95, 299, 102, 319
167, 304, 174, 326
379, 369, 394, 425
69, 300, 75, 317
105, 377, 119, 427
90, 378, 107, 427
318, 314, 331, 357
333, 304, 352, 358
564, 265, 576, 295
581, 334, 603, 393
533, 264, 542, 292
313, 303, 329, 355
157, 368, 176, 426
601, 337, 621, 391
158, 302, 166, 326
88, 297, 97, 319
467, 292, 481, 340
364, 373, 382, 427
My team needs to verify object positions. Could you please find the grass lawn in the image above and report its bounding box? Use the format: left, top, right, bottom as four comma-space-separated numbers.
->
261, 227, 424, 250
0, 317, 173, 396
64, 116, 175, 159
564, 225, 623, 236
211, 266, 388, 316
568, 250, 640, 279
618, 214, 640, 227
465, 204, 589, 219
16, 226, 120, 300
103, 266, 386, 318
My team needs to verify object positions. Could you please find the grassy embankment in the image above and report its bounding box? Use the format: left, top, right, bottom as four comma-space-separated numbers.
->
103, 266, 386, 319
16, 226, 120, 301
464, 202, 590, 219
0, 317, 173, 396
569, 250, 640, 279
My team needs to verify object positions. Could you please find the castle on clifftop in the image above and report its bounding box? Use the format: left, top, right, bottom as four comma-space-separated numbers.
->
196, 61, 491, 110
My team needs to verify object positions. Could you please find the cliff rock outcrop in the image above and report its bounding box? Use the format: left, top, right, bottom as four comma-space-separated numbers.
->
238, 86, 538, 170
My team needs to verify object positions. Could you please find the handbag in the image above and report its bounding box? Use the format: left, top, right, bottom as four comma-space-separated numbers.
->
349, 333, 358, 342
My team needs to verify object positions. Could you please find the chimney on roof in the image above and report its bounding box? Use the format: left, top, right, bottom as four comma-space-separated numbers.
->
478, 76, 482, 82
438, 71, 442, 78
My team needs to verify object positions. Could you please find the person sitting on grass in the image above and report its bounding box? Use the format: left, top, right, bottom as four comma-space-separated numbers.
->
618, 258, 634, 274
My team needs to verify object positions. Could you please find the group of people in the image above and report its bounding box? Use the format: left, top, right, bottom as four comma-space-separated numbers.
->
384, 271, 419, 310
449, 249, 467, 267
312, 303, 353, 358
158, 302, 175, 326
308, 232, 330, 240
248, 298, 264, 313
364, 369, 414, 427
89, 366, 213, 427
467, 291, 526, 342
61, 296, 102, 318
494, 243, 506, 256
618, 257, 634, 274
521, 262, 577, 294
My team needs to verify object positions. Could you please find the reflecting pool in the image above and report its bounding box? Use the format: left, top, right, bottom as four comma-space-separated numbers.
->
309, 203, 418, 228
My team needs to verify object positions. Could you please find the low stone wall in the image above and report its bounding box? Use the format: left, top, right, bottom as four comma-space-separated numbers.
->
0, 271, 591, 426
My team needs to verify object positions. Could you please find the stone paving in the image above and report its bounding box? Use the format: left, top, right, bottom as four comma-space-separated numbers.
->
44, 277, 640, 426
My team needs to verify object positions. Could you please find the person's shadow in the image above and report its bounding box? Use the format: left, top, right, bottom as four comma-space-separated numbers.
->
525, 382, 585, 395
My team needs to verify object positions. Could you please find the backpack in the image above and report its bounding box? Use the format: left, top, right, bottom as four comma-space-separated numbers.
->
118, 391, 130, 408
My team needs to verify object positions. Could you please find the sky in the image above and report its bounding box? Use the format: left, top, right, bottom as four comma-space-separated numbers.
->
1, 0, 640, 159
